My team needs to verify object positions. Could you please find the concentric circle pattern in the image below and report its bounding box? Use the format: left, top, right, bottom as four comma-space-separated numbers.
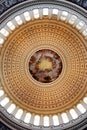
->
0, 17, 87, 115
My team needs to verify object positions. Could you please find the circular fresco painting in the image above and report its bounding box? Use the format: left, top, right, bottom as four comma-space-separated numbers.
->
29, 49, 62, 83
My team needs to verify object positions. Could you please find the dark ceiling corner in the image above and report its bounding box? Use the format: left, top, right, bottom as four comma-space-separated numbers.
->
0, 121, 11, 130
66, 0, 87, 9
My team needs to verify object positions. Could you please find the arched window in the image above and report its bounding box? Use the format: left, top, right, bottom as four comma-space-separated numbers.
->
0, 37, 4, 44
77, 104, 86, 114
33, 9, 39, 19
52, 9, 58, 15
0, 28, 9, 37
69, 109, 78, 119
15, 16, 23, 25
83, 97, 87, 104
0, 97, 9, 107
61, 113, 69, 123
7, 104, 16, 114
24, 113, 31, 123
60, 11, 68, 21
23, 11, 31, 21
43, 8, 48, 15
34, 115, 40, 126
15, 109, 23, 119
0, 90, 4, 97
7, 21, 15, 30
44, 116, 49, 126
53, 115, 59, 126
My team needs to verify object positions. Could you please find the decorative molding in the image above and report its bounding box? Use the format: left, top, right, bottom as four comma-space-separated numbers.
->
0, 109, 87, 130
66, 0, 87, 10
0, 0, 27, 15
0, 0, 87, 16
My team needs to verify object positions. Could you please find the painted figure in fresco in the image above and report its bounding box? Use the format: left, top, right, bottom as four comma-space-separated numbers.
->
29, 49, 62, 83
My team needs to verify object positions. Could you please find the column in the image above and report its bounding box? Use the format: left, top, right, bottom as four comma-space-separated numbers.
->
58, 114, 63, 124
49, 115, 54, 126
4, 101, 12, 110
81, 102, 87, 109
30, 113, 35, 125
74, 107, 82, 116
12, 19, 19, 28
40, 115, 44, 126
21, 111, 26, 121
67, 111, 73, 121
12, 106, 19, 116
0, 95, 6, 102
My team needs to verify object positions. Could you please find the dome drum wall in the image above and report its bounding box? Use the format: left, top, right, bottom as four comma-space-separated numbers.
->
0, 17, 87, 115
0, 0, 87, 130
0, 106, 87, 130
